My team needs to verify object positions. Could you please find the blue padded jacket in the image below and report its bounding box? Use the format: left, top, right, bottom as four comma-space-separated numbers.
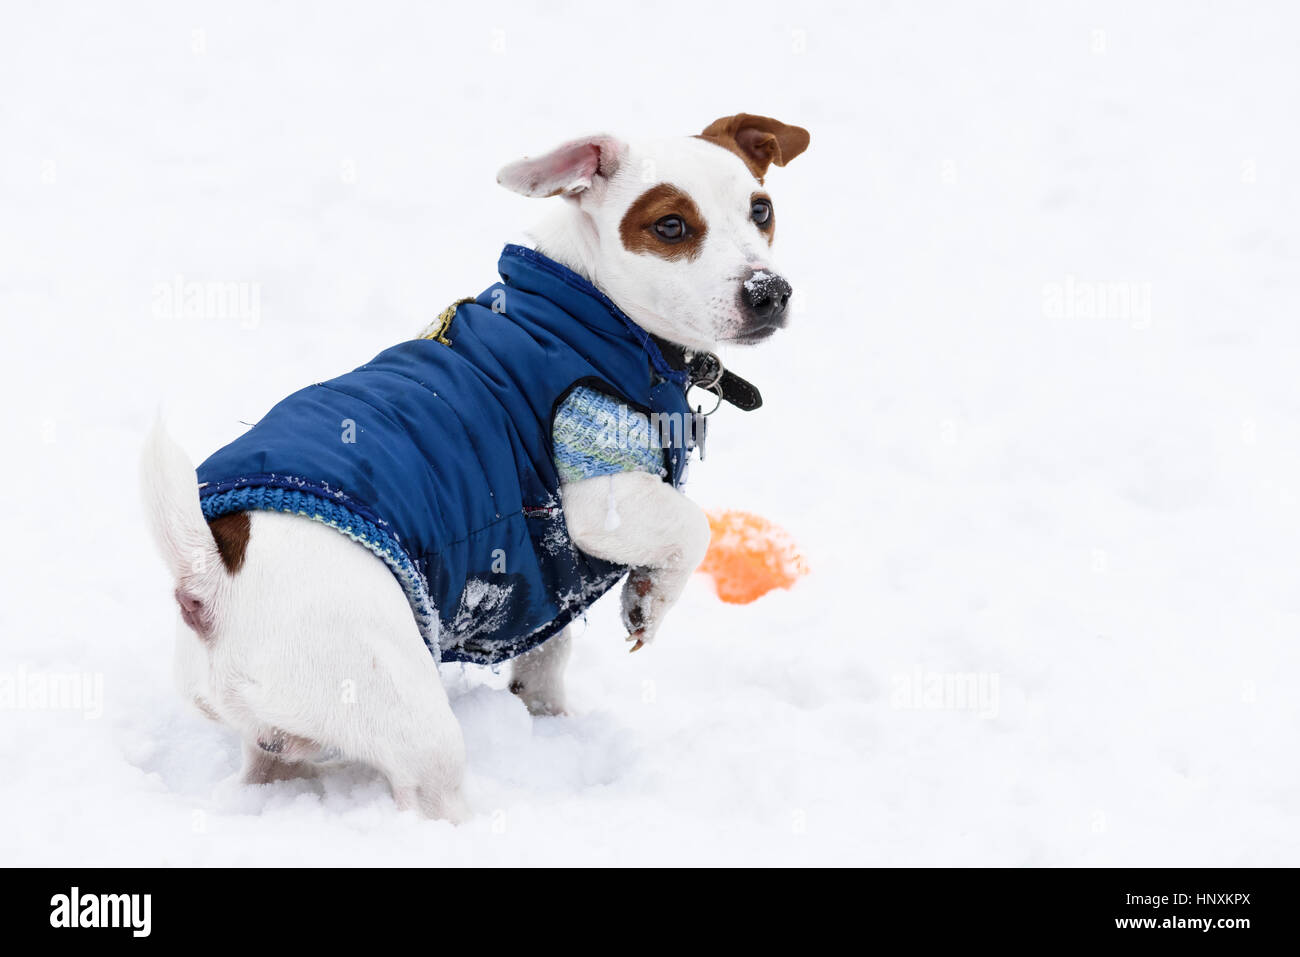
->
196, 244, 696, 665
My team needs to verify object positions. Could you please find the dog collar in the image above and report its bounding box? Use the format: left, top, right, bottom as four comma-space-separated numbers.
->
650, 336, 763, 412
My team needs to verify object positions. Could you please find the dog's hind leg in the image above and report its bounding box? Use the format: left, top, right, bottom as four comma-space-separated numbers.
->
508, 627, 572, 716
310, 619, 469, 822
344, 627, 469, 823
204, 513, 468, 822
363, 668, 469, 823
371, 689, 469, 824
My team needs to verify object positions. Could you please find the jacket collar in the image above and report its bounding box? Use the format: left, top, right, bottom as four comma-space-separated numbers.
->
498, 244, 762, 411
498, 244, 688, 390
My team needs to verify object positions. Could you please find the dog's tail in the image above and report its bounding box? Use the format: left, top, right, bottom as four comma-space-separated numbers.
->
141, 418, 225, 635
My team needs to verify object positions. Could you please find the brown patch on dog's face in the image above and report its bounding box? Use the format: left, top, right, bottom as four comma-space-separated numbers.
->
619, 183, 709, 261
697, 113, 810, 183
208, 511, 250, 573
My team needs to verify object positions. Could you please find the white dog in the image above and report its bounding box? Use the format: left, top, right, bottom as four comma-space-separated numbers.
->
143, 113, 809, 821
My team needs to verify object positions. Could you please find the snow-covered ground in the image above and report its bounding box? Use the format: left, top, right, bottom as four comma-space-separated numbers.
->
3, 1, 1299, 866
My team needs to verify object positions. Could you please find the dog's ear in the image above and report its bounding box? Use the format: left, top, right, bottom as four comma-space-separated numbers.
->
698, 114, 810, 182
497, 135, 628, 198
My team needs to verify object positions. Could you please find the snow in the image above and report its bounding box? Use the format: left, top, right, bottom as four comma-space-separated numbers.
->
3, 1, 1299, 865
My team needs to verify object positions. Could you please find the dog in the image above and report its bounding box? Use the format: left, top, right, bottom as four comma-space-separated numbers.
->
142, 113, 809, 821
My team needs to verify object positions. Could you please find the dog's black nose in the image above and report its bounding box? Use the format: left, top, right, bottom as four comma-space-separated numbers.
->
741, 270, 793, 324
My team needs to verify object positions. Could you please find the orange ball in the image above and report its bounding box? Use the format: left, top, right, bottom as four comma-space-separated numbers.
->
698, 510, 809, 604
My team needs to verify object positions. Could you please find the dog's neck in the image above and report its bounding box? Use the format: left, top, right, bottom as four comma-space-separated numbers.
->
521, 204, 721, 356
523, 204, 602, 286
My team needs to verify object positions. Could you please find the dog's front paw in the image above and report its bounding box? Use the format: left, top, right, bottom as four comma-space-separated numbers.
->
621, 567, 667, 651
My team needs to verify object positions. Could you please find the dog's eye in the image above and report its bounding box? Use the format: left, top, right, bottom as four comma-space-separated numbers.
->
653, 215, 687, 243
751, 198, 773, 228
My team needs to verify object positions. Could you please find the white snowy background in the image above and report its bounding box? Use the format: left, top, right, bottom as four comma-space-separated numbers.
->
2, 0, 1298, 866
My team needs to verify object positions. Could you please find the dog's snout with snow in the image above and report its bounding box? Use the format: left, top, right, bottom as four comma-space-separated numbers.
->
737, 268, 793, 342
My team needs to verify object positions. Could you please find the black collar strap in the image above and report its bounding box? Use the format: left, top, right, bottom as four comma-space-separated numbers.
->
650, 336, 763, 412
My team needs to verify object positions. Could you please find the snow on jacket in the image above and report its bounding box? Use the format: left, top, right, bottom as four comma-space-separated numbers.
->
196, 244, 696, 665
